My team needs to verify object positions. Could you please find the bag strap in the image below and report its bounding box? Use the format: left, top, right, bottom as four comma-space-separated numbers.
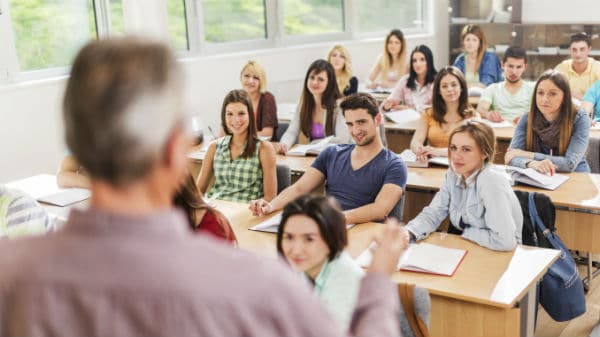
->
399, 283, 430, 337
528, 193, 552, 240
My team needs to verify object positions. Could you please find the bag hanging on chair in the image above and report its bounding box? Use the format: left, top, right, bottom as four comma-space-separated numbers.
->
528, 193, 586, 322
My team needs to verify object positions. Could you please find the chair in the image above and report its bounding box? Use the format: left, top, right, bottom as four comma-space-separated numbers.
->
388, 193, 405, 221
274, 121, 289, 143
379, 122, 388, 148
398, 283, 431, 337
586, 136, 600, 173
276, 164, 291, 194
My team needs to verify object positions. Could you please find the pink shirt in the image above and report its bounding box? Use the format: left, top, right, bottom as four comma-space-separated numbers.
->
0, 207, 400, 336
381, 74, 434, 113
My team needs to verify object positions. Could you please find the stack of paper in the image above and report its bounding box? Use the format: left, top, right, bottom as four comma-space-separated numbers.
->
398, 149, 449, 168
384, 109, 421, 127
356, 242, 467, 276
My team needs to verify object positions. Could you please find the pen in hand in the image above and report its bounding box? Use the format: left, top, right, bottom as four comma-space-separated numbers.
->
549, 149, 554, 176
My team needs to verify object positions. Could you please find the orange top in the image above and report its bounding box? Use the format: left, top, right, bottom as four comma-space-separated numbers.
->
425, 110, 452, 148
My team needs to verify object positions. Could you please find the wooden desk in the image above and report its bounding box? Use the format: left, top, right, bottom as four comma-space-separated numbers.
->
214, 200, 558, 337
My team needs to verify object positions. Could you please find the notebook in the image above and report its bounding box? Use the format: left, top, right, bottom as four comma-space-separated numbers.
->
506, 165, 569, 190
398, 149, 449, 168
356, 242, 467, 276
6, 174, 91, 207
249, 213, 355, 233
286, 136, 335, 156
384, 109, 421, 127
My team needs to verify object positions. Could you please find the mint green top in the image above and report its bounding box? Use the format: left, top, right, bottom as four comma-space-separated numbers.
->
465, 71, 480, 86
207, 136, 263, 203
481, 81, 534, 121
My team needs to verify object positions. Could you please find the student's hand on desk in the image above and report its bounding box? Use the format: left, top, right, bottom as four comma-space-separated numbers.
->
527, 159, 557, 176
368, 218, 409, 276
414, 145, 433, 162
487, 111, 504, 122
273, 143, 288, 155
249, 199, 273, 216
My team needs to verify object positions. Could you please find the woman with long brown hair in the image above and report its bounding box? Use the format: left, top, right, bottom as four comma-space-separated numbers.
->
367, 29, 407, 89
506, 70, 590, 173
452, 24, 502, 88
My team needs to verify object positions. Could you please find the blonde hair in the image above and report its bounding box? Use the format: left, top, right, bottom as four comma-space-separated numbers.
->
327, 45, 353, 94
240, 60, 267, 93
380, 29, 406, 81
461, 25, 487, 73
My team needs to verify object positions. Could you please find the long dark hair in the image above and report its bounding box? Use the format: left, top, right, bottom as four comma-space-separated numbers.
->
221, 89, 258, 158
407, 45, 437, 90
276, 194, 347, 262
526, 70, 576, 155
431, 66, 472, 125
299, 60, 341, 139
173, 174, 236, 241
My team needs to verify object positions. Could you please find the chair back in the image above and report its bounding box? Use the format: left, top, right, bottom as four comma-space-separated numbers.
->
276, 164, 291, 194
586, 136, 600, 173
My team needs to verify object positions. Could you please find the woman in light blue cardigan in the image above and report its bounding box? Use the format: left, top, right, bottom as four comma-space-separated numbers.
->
506, 70, 590, 173
406, 121, 523, 251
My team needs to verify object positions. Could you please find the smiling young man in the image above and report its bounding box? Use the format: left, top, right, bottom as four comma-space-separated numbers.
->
477, 46, 534, 124
555, 33, 600, 100
250, 93, 407, 225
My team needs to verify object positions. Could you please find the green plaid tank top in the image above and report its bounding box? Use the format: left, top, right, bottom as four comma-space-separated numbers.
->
207, 136, 263, 202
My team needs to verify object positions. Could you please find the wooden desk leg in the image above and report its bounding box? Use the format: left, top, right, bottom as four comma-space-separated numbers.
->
520, 286, 537, 337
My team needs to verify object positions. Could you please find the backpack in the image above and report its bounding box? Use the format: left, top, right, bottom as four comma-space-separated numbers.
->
515, 191, 586, 322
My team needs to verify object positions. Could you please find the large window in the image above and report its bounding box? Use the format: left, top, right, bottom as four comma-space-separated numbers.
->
202, 0, 266, 43
167, 0, 189, 50
109, 0, 125, 35
356, 0, 424, 33
283, 0, 344, 36
8, 0, 97, 71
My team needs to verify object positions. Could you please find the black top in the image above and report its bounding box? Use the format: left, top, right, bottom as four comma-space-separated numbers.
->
343, 76, 359, 96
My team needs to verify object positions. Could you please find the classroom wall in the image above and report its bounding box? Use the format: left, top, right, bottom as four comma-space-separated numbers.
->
522, 0, 600, 23
0, 0, 449, 183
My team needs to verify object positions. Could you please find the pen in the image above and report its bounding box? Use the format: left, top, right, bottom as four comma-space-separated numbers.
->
207, 126, 217, 139
549, 149, 553, 176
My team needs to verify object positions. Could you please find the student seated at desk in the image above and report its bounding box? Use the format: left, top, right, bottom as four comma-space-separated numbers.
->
407, 121, 523, 251
240, 60, 278, 140
366, 29, 407, 89
0, 37, 406, 336
251, 93, 407, 225
453, 24, 502, 88
506, 70, 591, 173
275, 60, 350, 154
477, 46, 534, 124
197, 89, 277, 202
173, 174, 236, 243
56, 154, 91, 189
327, 45, 358, 96
410, 66, 476, 162
381, 45, 437, 114
554, 32, 600, 101
0, 186, 54, 239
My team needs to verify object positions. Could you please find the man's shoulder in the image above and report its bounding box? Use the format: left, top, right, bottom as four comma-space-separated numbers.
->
318, 143, 354, 159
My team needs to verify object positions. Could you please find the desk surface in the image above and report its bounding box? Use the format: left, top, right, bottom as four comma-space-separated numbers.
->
214, 199, 558, 309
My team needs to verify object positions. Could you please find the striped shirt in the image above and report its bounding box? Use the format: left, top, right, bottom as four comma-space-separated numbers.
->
0, 187, 54, 239
207, 136, 263, 202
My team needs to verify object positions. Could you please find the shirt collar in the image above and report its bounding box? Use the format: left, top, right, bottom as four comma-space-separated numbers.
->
454, 168, 481, 187
314, 256, 333, 294
62, 207, 190, 240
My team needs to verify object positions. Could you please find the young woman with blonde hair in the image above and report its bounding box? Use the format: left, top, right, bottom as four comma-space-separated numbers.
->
327, 45, 358, 96
240, 60, 278, 140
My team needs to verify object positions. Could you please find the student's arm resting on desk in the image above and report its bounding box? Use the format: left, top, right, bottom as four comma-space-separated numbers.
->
259, 141, 277, 201
196, 141, 217, 194
462, 172, 520, 251
380, 76, 408, 112
57, 155, 91, 189
410, 112, 447, 160
405, 171, 452, 240
249, 168, 325, 216
344, 184, 403, 225
477, 84, 504, 122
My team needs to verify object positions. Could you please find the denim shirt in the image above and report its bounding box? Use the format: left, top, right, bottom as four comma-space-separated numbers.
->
508, 110, 591, 172
406, 166, 522, 251
453, 51, 503, 86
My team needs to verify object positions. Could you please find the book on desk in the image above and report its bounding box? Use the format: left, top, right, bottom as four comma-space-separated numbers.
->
493, 165, 570, 190
286, 136, 335, 156
384, 108, 421, 126
249, 213, 355, 233
398, 149, 449, 168
356, 241, 467, 276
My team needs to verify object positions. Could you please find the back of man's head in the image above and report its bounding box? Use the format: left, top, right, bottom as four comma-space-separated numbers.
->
503, 46, 527, 63
570, 32, 592, 47
63, 38, 184, 187
340, 93, 379, 118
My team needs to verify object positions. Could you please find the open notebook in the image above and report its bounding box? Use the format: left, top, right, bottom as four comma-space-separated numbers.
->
384, 109, 421, 127
6, 174, 91, 207
505, 165, 569, 190
249, 213, 355, 233
398, 149, 449, 168
286, 136, 335, 157
356, 242, 467, 276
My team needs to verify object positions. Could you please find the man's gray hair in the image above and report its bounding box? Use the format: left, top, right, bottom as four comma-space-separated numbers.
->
63, 37, 184, 186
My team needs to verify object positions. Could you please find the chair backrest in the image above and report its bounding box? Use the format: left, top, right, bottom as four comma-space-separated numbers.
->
388, 193, 405, 221
274, 121, 289, 142
276, 164, 291, 194
398, 283, 431, 337
586, 136, 600, 173
379, 122, 388, 148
